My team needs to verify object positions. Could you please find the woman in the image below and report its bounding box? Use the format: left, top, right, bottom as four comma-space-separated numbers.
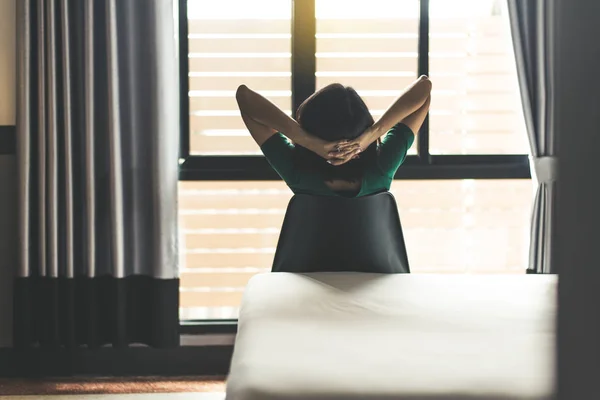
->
235, 75, 432, 197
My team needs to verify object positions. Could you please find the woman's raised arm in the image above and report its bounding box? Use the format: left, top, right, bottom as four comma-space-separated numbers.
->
235, 85, 360, 161
235, 84, 305, 146
339, 76, 432, 151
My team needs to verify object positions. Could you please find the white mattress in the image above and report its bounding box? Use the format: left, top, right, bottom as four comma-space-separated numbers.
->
226, 273, 557, 400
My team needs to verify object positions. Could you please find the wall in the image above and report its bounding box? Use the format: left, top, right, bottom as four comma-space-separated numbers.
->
555, 0, 600, 397
0, 0, 17, 347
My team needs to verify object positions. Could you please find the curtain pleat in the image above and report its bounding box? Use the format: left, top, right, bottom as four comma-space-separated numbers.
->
46, 0, 59, 278
105, 0, 125, 279
84, 0, 96, 279
14, 0, 180, 349
37, 0, 47, 278
60, 0, 75, 278
16, 0, 32, 280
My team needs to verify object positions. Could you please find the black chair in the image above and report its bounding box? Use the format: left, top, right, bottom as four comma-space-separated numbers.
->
272, 192, 410, 274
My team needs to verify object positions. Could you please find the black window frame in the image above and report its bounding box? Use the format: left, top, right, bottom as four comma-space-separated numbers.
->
177, 0, 531, 333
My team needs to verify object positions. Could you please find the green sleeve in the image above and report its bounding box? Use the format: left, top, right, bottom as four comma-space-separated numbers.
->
260, 133, 298, 185
376, 123, 415, 178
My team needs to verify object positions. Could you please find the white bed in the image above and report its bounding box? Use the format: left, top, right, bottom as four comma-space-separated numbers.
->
226, 273, 556, 400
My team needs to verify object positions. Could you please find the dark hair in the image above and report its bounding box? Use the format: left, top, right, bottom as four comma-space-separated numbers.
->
294, 83, 377, 181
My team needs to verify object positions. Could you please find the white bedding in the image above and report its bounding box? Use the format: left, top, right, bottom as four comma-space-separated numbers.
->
226, 273, 557, 400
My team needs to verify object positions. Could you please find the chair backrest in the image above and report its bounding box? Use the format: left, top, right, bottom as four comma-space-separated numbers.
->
272, 192, 410, 274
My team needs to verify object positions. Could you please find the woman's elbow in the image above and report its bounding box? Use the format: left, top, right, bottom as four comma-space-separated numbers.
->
418, 75, 433, 93
236, 84, 249, 104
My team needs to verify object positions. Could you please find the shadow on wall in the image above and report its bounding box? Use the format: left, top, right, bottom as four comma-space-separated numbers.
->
0, 156, 16, 347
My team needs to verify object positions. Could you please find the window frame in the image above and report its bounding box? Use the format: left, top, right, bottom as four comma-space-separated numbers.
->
177, 0, 531, 332
178, 0, 531, 180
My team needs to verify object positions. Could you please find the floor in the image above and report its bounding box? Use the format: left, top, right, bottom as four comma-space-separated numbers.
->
0, 395, 225, 400
0, 377, 227, 399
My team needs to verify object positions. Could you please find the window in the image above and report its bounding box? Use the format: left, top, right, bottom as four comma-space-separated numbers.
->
179, 179, 532, 319
179, 0, 532, 322
428, 0, 529, 154
186, 0, 292, 155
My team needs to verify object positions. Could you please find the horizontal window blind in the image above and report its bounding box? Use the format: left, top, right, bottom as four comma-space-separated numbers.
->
428, 0, 529, 154
179, 179, 533, 319
187, 0, 527, 156
315, 0, 420, 155
187, 0, 292, 155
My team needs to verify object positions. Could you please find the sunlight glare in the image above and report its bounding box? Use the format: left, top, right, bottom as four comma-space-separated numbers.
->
316, 0, 418, 19
187, 0, 291, 20
187, 0, 501, 20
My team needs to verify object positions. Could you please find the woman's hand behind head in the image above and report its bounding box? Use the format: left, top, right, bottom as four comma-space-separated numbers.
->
326, 142, 362, 166
334, 126, 377, 156
301, 134, 360, 165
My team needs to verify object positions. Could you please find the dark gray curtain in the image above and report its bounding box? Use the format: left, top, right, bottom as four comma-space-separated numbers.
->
14, 0, 180, 348
508, 0, 557, 274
